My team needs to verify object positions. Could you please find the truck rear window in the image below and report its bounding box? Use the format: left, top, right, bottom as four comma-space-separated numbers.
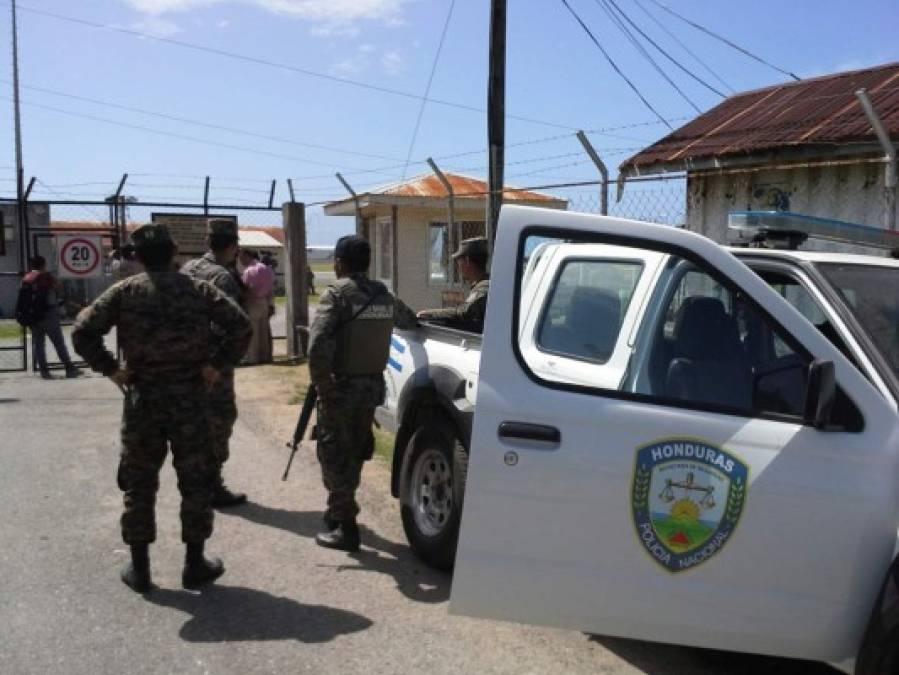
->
537, 259, 642, 363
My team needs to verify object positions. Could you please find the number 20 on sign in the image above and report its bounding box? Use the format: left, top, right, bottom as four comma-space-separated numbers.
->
57, 235, 102, 279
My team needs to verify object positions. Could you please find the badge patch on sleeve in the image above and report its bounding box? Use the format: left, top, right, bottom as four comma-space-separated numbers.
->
631, 439, 748, 573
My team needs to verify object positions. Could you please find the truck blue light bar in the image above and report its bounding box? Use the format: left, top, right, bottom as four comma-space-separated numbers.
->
728, 211, 899, 250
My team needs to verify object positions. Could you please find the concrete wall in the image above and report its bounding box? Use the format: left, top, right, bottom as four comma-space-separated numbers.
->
686, 161, 897, 254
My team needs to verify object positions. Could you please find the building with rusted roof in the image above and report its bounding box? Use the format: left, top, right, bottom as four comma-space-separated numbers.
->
325, 172, 567, 310
619, 62, 899, 245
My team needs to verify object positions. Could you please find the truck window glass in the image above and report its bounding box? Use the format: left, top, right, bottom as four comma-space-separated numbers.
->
817, 263, 899, 381
537, 259, 642, 364
514, 232, 835, 423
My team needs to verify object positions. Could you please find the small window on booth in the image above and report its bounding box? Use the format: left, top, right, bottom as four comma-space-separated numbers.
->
428, 222, 449, 284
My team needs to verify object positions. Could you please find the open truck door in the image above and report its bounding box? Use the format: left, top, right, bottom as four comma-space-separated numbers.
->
450, 206, 899, 666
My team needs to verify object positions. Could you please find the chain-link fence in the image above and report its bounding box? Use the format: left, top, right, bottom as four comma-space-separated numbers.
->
563, 178, 687, 226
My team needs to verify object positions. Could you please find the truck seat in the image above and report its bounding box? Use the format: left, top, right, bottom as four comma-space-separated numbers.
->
665, 297, 753, 410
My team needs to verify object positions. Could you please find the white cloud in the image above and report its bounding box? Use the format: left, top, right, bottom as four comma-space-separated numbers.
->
124, 0, 409, 23
308, 23, 360, 38
217, 19, 230, 28
130, 16, 182, 37
381, 50, 404, 75
328, 44, 403, 77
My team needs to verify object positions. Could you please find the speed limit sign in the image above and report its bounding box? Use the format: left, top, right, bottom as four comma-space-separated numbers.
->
58, 235, 102, 279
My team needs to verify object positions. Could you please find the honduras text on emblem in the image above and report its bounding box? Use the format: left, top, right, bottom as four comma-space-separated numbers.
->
631, 439, 748, 573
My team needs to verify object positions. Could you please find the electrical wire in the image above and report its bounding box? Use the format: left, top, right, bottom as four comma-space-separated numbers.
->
3, 81, 407, 163
630, 0, 735, 94
646, 0, 800, 81
604, 0, 725, 97
559, 0, 673, 130
4, 97, 403, 175
594, 0, 701, 112
14, 3, 581, 131
401, 0, 456, 179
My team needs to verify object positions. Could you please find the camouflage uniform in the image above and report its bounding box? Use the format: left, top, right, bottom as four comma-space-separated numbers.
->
72, 268, 250, 544
309, 272, 418, 523
417, 277, 490, 332
180, 251, 245, 490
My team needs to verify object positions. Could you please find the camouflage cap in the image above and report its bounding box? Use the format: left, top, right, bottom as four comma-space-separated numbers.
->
131, 223, 173, 246
452, 237, 489, 262
207, 218, 238, 238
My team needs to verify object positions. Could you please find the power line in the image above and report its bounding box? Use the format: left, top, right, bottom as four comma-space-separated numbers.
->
646, 0, 800, 81
559, 0, 673, 129
401, 0, 456, 179
5, 97, 403, 175
14, 2, 581, 131
3, 81, 408, 163
594, 0, 701, 113
630, 0, 735, 94
605, 0, 726, 97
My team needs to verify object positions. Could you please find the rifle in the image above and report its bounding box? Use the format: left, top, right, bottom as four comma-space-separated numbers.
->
282, 383, 317, 481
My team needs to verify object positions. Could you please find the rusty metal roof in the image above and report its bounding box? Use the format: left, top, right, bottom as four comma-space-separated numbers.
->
325, 172, 567, 216
620, 62, 899, 175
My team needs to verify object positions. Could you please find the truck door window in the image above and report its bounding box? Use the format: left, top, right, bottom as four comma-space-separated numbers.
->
537, 259, 642, 364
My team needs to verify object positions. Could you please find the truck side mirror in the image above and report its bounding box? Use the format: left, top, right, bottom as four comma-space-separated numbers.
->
804, 359, 836, 429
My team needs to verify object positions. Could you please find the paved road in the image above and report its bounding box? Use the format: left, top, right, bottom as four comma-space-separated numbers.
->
0, 369, 837, 675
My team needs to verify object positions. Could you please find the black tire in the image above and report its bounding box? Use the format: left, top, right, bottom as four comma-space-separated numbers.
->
399, 418, 468, 571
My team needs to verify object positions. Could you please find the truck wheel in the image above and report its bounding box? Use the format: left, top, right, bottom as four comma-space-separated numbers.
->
399, 420, 468, 571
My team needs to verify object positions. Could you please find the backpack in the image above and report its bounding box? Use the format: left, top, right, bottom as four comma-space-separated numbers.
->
14, 280, 47, 328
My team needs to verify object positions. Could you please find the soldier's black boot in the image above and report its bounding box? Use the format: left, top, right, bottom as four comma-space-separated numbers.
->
211, 476, 247, 508
315, 519, 360, 552
121, 544, 152, 593
182, 542, 225, 589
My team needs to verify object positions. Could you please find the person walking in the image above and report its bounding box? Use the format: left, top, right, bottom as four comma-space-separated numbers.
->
72, 224, 251, 593
18, 255, 80, 379
308, 235, 417, 552
416, 237, 490, 333
181, 219, 250, 508
239, 248, 275, 365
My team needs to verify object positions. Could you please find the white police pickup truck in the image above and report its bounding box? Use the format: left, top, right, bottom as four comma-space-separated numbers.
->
381, 205, 899, 672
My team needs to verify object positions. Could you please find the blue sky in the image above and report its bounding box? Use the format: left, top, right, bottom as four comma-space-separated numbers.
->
1, 0, 898, 243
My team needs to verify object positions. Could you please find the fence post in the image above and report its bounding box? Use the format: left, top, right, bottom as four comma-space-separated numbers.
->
283, 201, 309, 360
203, 176, 210, 216
336, 172, 362, 235
577, 130, 609, 215
856, 89, 897, 231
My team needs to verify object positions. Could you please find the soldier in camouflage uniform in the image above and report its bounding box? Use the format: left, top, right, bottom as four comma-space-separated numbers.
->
309, 235, 418, 552
181, 219, 248, 507
72, 224, 251, 593
416, 237, 490, 333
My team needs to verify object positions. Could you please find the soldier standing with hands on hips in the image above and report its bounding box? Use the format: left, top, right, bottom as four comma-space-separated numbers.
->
72, 224, 251, 592
308, 235, 418, 551
181, 219, 249, 507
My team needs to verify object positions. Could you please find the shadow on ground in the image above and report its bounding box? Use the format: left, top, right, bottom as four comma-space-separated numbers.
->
148, 585, 372, 643
226, 501, 450, 604
592, 635, 838, 674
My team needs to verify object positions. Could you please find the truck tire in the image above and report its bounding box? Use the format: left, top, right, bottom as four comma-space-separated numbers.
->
399, 419, 468, 571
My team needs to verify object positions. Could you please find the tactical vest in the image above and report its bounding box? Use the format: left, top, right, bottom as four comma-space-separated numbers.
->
332, 276, 394, 376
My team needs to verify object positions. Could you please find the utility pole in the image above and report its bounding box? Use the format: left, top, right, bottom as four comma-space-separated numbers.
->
11, 0, 26, 266
485, 0, 506, 250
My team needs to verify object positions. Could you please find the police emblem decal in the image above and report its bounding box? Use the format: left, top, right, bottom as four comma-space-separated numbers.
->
631, 439, 748, 573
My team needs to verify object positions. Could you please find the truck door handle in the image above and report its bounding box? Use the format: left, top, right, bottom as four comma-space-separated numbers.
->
498, 421, 561, 444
